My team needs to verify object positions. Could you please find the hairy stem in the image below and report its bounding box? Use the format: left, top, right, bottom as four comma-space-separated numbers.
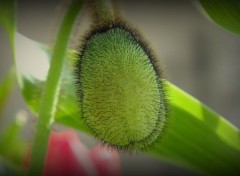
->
28, 0, 84, 175
92, 0, 116, 24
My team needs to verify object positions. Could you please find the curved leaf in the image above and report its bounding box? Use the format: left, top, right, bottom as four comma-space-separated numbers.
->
148, 83, 240, 175
0, 69, 15, 116
0, 0, 16, 45
0, 111, 27, 165
14, 33, 89, 133
199, 0, 240, 35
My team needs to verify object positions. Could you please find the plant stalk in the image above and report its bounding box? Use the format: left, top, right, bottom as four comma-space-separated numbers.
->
92, 0, 116, 24
28, 0, 84, 175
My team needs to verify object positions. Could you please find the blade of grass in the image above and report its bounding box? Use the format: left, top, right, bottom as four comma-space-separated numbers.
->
28, 0, 84, 175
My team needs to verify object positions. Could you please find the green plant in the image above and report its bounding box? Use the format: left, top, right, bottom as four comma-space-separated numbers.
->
0, 0, 239, 175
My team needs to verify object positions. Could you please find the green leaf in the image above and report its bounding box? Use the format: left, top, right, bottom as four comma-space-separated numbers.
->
148, 83, 240, 175
14, 33, 240, 175
199, 0, 240, 35
0, 0, 16, 45
14, 33, 89, 132
0, 157, 25, 176
0, 69, 15, 116
0, 0, 16, 115
0, 111, 27, 165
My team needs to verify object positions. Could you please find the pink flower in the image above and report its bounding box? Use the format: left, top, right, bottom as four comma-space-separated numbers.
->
24, 130, 121, 176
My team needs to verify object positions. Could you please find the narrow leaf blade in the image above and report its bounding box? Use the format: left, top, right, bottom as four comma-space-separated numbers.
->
0, 0, 16, 43
0, 69, 15, 115
147, 83, 240, 175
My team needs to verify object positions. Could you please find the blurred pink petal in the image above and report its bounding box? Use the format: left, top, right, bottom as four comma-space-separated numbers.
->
43, 131, 88, 176
90, 147, 121, 176
42, 130, 121, 176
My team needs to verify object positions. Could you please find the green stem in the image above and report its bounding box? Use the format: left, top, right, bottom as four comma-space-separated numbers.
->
28, 0, 84, 175
92, 0, 115, 23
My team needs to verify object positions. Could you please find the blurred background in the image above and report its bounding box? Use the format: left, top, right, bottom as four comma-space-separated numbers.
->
0, 0, 240, 175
